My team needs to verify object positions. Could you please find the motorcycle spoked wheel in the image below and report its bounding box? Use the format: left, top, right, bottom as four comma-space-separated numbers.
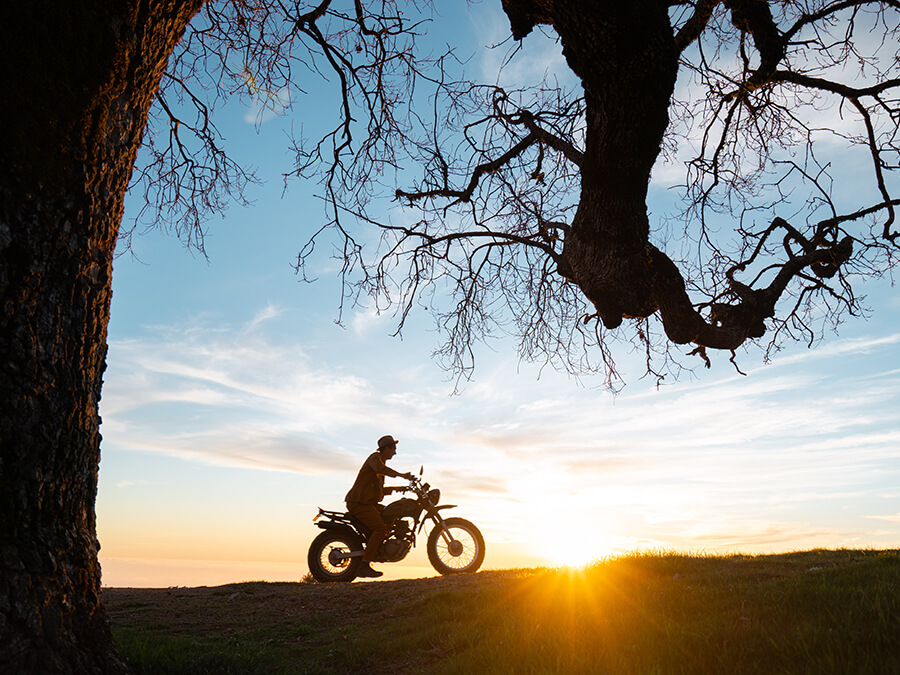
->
426, 517, 485, 575
307, 530, 363, 582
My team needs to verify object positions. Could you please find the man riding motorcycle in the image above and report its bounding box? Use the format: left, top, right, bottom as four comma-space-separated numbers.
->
344, 434, 414, 578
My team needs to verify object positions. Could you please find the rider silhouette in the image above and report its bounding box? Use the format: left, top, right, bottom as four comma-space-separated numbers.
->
345, 435, 414, 578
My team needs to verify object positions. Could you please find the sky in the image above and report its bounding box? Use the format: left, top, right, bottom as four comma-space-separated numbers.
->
95, 2, 900, 587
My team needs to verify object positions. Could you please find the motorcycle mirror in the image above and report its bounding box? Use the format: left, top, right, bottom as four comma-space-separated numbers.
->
419, 466, 423, 476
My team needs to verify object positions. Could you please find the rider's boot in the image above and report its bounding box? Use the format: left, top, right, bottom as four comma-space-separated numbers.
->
357, 561, 383, 578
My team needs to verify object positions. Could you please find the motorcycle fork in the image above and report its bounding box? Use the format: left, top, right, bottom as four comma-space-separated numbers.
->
427, 510, 463, 553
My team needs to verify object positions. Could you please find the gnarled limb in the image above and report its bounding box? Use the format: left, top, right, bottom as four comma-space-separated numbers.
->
296, 0, 899, 384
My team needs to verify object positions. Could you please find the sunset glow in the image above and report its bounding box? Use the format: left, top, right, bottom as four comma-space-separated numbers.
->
96, 2, 900, 588
536, 521, 615, 569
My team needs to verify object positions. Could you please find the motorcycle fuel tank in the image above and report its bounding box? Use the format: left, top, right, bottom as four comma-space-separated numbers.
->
382, 498, 421, 520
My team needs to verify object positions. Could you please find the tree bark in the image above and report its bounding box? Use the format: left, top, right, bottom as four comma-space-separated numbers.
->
0, 1, 203, 671
504, 1, 695, 334
550, 0, 679, 330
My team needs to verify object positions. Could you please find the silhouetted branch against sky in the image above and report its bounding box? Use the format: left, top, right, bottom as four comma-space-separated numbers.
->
135, 1, 900, 389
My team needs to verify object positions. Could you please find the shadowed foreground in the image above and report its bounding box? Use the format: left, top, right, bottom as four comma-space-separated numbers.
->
105, 549, 899, 674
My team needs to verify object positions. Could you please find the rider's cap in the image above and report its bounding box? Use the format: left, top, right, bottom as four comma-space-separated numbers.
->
377, 434, 399, 450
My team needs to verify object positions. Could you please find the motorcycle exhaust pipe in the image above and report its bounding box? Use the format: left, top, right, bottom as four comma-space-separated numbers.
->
328, 549, 364, 565
337, 550, 364, 560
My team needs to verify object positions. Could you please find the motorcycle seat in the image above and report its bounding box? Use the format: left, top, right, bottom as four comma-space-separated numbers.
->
347, 513, 372, 537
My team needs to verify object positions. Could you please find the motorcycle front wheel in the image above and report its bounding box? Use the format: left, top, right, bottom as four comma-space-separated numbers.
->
307, 530, 363, 582
427, 517, 485, 575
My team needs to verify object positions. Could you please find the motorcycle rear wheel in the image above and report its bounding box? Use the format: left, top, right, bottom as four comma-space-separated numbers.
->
307, 530, 363, 582
427, 517, 485, 575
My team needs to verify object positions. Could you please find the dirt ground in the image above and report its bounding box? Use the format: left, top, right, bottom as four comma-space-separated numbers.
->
103, 569, 531, 636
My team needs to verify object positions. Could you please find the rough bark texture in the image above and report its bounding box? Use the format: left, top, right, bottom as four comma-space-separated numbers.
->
551, 1, 679, 329
505, 0, 697, 337
0, 1, 203, 671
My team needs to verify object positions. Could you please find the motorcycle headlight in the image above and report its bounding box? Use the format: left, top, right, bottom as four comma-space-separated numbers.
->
427, 488, 440, 505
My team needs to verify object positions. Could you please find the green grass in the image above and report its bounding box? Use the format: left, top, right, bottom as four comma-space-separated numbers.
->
105, 549, 900, 674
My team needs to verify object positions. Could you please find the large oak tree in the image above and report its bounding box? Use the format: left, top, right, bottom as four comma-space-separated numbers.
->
1, 0, 898, 671
1, 3, 204, 670
1, 1, 424, 670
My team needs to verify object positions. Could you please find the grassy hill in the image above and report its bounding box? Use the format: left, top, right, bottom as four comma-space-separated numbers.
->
104, 549, 900, 674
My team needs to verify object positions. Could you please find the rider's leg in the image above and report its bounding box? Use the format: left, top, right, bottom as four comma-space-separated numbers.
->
348, 503, 387, 562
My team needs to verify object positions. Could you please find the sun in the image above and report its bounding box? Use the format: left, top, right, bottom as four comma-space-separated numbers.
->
534, 517, 613, 569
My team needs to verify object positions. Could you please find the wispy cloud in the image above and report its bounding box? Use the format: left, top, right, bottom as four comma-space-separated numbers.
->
469, 3, 576, 92
865, 514, 900, 523
243, 84, 291, 125
115, 480, 154, 489
247, 303, 283, 328
102, 315, 383, 474
350, 305, 388, 337
102, 305, 900, 555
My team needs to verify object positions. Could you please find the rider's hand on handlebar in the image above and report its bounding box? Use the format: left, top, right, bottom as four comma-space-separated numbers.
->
403, 472, 415, 481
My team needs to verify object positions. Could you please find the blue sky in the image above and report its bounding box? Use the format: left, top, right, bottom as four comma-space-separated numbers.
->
95, 2, 900, 587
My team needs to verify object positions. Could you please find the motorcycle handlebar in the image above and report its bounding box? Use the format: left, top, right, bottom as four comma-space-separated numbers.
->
401, 471, 430, 492
401, 476, 426, 491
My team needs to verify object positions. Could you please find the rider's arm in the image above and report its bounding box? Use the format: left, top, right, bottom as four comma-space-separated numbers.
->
369, 453, 414, 480
383, 466, 414, 480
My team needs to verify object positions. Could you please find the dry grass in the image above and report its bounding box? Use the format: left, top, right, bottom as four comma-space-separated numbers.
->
105, 548, 900, 674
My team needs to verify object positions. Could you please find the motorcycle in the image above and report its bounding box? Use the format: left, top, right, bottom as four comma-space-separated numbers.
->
307, 468, 485, 582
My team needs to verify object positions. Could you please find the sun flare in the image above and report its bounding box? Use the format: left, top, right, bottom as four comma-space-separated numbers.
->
535, 518, 614, 569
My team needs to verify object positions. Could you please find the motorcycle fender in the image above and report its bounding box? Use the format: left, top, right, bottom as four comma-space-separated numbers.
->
315, 521, 363, 544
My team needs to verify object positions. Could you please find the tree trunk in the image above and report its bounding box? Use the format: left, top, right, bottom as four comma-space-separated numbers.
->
0, 2, 203, 671
551, 0, 679, 330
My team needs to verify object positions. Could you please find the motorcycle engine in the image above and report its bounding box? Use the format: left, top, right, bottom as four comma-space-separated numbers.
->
381, 537, 411, 561
380, 519, 413, 561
